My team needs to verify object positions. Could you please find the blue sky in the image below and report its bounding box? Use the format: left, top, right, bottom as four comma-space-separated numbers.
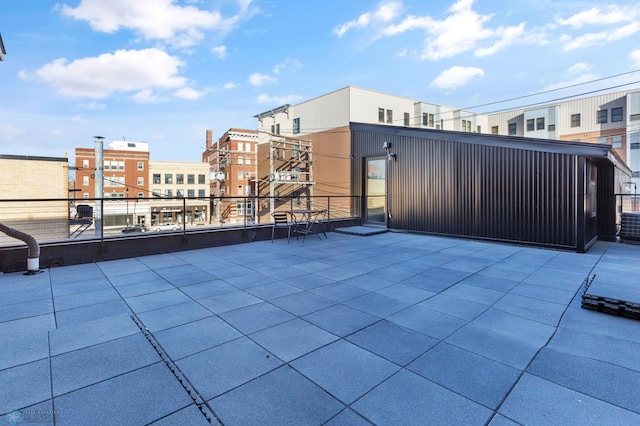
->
1, 0, 640, 163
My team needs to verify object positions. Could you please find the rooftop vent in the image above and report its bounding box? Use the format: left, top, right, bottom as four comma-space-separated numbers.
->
620, 212, 640, 242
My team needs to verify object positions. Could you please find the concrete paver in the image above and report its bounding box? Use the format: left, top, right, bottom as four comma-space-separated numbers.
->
1, 232, 640, 425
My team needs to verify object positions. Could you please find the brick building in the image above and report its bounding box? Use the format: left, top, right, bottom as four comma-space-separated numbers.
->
75, 141, 150, 200
202, 129, 258, 224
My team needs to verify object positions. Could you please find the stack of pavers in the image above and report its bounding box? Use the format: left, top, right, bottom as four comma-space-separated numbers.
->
581, 274, 640, 320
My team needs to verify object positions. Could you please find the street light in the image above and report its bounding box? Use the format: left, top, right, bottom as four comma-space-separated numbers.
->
126, 189, 129, 225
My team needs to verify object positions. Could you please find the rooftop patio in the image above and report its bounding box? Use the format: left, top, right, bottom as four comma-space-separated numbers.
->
1, 230, 640, 425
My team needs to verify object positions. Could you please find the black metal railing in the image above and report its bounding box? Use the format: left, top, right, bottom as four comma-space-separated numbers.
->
0, 195, 361, 247
615, 193, 640, 233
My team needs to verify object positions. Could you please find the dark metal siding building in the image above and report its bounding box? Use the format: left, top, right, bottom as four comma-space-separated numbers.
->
350, 123, 617, 252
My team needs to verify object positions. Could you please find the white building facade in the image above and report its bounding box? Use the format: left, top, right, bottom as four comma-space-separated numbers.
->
254, 86, 487, 142
488, 89, 640, 189
255, 85, 640, 192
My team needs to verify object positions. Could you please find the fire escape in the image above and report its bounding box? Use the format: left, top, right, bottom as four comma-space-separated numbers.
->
210, 146, 229, 225
266, 134, 314, 215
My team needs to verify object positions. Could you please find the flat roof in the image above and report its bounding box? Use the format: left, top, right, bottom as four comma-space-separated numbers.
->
1, 233, 639, 424
0, 154, 68, 162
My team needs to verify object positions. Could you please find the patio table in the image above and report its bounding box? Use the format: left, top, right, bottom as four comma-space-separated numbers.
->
287, 209, 327, 241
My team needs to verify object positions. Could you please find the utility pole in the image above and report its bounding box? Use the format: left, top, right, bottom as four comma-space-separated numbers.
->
94, 136, 104, 237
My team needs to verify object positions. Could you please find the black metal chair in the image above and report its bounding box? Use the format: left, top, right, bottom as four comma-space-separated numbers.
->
271, 212, 293, 243
312, 209, 328, 239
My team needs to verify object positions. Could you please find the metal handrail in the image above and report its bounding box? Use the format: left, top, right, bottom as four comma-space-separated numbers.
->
0, 195, 361, 247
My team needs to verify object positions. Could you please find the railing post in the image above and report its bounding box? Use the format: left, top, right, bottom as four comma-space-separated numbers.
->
99, 198, 104, 250
182, 197, 186, 233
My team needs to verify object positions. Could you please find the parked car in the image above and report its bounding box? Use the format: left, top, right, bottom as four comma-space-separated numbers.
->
152, 222, 180, 232
121, 224, 147, 233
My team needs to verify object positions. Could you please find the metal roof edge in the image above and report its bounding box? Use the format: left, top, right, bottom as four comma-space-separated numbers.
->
0, 154, 68, 162
349, 122, 612, 158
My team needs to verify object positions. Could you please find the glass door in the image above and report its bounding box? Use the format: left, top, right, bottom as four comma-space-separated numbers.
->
365, 157, 386, 224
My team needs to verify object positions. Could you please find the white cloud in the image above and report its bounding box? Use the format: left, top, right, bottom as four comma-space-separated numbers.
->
555, 5, 638, 29
381, 0, 525, 60
249, 72, 276, 86
256, 93, 303, 105
568, 62, 592, 74
631, 49, 640, 68
132, 88, 162, 104
273, 58, 302, 74
334, 1, 403, 37
58, 0, 244, 47
173, 87, 205, 100
223, 81, 238, 90
562, 22, 640, 51
542, 74, 599, 92
20, 48, 187, 99
236, 0, 253, 12
431, 66, 484, 90
475, 23, 525, 57
212, 45, 227, 59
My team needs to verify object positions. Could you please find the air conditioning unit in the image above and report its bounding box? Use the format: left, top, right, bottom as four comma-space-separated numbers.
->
620, 212, 640, 242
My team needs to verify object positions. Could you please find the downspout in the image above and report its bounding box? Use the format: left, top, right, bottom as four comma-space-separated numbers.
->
0, 223, 41, 274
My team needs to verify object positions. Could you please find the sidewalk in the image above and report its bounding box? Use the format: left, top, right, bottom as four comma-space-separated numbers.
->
1, 232, 639, 425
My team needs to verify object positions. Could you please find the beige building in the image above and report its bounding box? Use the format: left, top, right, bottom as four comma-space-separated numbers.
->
149, 160, 210, 226
254, 86, 483, 141
487, 89, 640, 191
255, 86, 640, 205
0, 154, 69, 243
253, 86, 467, 218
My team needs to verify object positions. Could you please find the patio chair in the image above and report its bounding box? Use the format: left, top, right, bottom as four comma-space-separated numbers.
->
271, 212, 293, 243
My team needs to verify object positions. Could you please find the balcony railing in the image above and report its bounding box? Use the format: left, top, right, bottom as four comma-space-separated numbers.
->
0, 195, 361, 247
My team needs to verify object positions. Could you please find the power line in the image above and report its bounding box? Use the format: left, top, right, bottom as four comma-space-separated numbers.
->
260, 72, 640, 135
461, 69, 640, 111
269, 79, 640, 137
483, 80, 640, 114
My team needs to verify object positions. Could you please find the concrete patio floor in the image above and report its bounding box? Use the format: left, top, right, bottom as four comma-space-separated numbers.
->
2, 231, 640, 425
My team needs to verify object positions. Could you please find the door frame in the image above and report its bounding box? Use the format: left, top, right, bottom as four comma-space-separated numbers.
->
363, 156, 387, 226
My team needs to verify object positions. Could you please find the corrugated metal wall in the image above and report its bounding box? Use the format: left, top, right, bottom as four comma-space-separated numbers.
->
351, 127, 582, 249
